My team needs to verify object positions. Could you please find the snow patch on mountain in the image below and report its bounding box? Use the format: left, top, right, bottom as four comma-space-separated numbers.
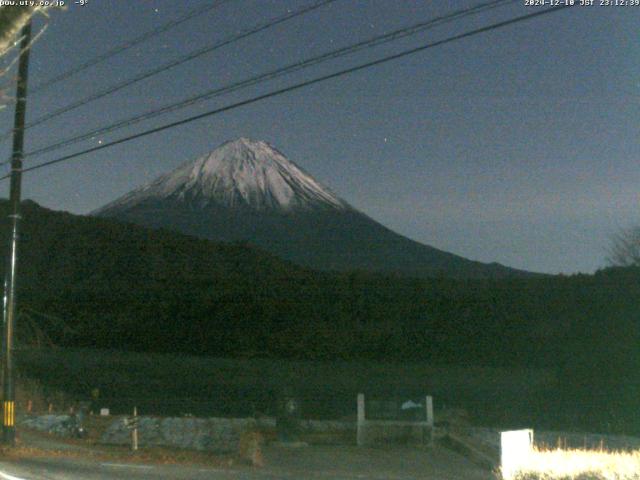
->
96, 138, 350, 214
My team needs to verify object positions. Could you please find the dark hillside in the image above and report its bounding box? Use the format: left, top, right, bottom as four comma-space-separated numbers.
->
1, 200, 639, 432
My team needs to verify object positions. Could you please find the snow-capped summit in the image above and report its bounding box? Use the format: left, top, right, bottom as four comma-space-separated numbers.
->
96, 138, 349, 214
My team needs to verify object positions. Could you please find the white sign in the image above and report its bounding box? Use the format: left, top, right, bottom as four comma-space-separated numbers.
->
100, 408, 110, 416
501, 429, 533, 480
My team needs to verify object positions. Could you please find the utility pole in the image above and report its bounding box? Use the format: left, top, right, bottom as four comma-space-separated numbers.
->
2, 21, 32, 446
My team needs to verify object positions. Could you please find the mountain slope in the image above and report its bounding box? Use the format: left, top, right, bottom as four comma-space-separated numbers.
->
95, 138, 534, 279
0, 199, 551, 363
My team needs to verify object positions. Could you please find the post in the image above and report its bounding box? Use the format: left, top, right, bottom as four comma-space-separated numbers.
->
131, 406, 138, 451
356, 393, 365, 446
425, 395, 434, 443
2, 21, 32, 446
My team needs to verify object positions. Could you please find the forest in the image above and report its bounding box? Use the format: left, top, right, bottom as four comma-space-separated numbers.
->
2, 200, 639, 433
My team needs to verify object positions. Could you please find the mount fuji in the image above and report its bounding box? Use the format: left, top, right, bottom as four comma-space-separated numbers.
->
94, 138, 531, 278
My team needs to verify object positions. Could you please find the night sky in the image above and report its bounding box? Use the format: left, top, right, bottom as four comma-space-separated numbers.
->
0, 0, 638, 275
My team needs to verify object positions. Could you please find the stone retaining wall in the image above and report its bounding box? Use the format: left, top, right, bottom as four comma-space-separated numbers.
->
101, 416, 354, 452
19, 413, 354, 452
20, 414, 79, 436
102, 416, 266, 452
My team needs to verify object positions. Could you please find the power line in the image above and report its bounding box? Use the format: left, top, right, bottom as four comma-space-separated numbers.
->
0, 0, 337, 144
20, 0, 515, 162
0, 1, 231, 117
30, 0, 233, 95
0, 5, 572, 182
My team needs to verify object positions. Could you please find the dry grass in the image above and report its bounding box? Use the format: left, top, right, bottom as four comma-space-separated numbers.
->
504, 446, 640, 480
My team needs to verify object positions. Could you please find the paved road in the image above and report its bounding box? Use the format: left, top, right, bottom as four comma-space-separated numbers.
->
1, 458, 261, 480
0, 445, 495, 479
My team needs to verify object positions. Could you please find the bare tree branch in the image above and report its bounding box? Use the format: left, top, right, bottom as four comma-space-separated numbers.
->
0, 6, 40, 56
607, 226, 640, 267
